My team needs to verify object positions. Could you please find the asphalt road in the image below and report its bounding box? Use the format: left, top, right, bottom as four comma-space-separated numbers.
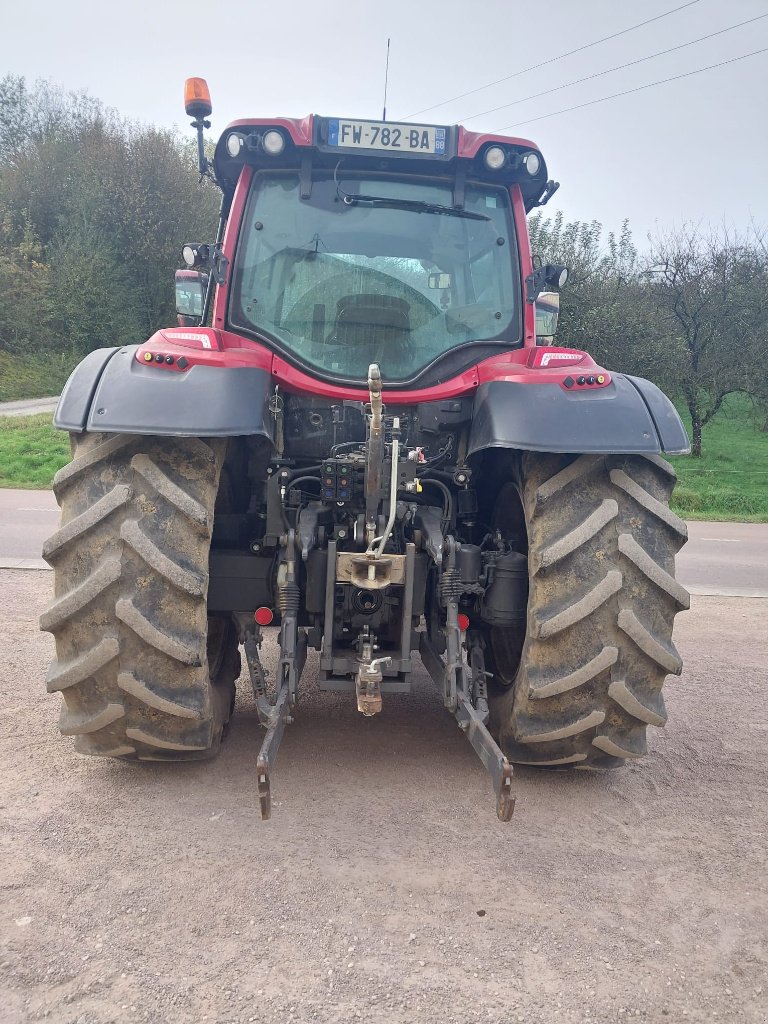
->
1, 487, 765, 595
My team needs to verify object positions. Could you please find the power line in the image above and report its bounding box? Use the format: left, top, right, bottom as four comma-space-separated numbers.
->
403, 0, 704, 119
458, 13, 768, 124
494, 46, 768, 131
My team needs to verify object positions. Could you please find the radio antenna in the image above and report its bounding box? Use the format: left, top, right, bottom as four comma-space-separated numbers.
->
382, 38, 391, 121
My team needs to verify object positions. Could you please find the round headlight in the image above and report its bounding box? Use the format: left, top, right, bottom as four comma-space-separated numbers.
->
262, 129, 286, 156
484, 146, 506, 171
226, 133, 244, 158
522, 151, 541, 176
557, 267, 568, 288
182, 245, 197, 267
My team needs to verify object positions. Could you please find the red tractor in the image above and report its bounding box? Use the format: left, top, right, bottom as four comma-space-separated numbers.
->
41, 79, 689, 820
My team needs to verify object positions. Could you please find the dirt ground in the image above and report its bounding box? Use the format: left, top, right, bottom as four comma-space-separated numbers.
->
1, 569, 766, 1024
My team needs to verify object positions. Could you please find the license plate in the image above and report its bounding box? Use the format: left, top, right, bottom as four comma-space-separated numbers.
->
327, 118, 447, 156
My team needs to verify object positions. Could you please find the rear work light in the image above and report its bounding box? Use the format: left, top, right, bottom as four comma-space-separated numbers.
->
226, 133, 245, 157
262, 129, 286, 156
522, 151, 541, 176
484, 146, 506, 170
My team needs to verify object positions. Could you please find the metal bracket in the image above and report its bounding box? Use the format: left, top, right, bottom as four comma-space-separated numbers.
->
533, 179, 560, 208
525, 264, 548, 304
453, 161, 467, 209
420, 630, 515, 821
244, 528, 309, 821
242, 630, 273, 727
299, 153, 313, 199
455, 693, 515, 822
210, 244, 229, 286
255, 681, 293, 820
420, 535, 516, 822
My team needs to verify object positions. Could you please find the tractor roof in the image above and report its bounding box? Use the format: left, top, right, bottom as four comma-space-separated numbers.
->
212, 115, 552, 212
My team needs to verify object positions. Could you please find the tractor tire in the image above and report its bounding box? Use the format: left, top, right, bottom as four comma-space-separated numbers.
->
40, 432, 240, 761
489, 452, 689, 767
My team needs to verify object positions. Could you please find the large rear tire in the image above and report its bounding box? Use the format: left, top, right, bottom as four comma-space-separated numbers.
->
489, 453, 689, 767
40, 433, 239, 760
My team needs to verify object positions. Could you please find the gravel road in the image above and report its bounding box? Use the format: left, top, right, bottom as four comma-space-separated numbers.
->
1, 570, 766, 1024
0, 398, 58, 419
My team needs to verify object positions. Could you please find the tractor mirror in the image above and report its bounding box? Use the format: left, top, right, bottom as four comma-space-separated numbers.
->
535, 291, 560, 345
175, 269, 208, 325
428, 273, 451, 290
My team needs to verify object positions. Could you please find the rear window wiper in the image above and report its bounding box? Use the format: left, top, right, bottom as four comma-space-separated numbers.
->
340, 192, 490, 222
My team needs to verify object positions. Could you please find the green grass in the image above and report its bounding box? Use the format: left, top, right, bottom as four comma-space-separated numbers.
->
0, 350, 78, 403
0, 396, 766, 522
668, 395, 768, 522
0, 413, 70, 489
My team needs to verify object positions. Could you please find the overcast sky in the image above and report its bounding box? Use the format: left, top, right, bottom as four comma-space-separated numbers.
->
5, 0, 767, 242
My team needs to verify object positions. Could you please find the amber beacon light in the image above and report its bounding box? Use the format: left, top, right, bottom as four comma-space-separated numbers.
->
184, 78, 212, 119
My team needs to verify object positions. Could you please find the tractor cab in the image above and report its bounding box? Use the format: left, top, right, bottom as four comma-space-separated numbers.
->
181, 85, 565, 388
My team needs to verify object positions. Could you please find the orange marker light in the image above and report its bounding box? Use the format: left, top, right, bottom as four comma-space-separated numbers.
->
184, 78, 212, 119
143, 351, 153, 362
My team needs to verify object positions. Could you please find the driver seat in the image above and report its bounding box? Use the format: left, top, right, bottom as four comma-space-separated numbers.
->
333, 293, 411, 350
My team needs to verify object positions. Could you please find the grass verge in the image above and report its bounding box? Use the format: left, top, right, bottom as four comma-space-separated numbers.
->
0, 413, 70, 489
0, 398, 765, 522
0, 351, 78, 403
668, 396, 768, 522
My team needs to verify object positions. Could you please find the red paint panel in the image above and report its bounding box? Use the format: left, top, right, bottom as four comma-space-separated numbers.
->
159, 327, 222, 351
476, 349, 610, 389
269, 354, 480, 403
136, 332, 609, 393
213, 165, 253, 330
457, 126, 541, 159
135, 329, 271, 373
510, 183, 537, 348
220, 116, 315, 147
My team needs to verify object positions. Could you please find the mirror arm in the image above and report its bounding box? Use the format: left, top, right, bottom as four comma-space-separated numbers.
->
533, 180, 560, 208
526, 263, 567, 304
190, 116, 211, 178
525, 265, 548, 304
200, 200, 229, 325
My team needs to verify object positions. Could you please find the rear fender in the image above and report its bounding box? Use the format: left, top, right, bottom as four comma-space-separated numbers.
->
468, 374, 690, 456
54, 345, 275, 440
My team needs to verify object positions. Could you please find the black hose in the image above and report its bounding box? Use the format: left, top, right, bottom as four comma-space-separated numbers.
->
417, 478, 453, 527
286, 464, 322, 480
285, 476, 321, 498
330, 441, 365, 457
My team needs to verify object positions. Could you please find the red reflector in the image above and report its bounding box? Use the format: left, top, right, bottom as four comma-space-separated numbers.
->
457, 613, 470, 631
254, 607, 273, 626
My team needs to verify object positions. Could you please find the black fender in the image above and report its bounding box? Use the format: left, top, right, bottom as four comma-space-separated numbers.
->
54, 346, 275, 440
467, 374, 690, 456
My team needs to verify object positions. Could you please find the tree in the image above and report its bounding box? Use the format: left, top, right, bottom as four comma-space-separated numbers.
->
528, 211, 678, 388
644, 226, 768, 456
0, 76, 219, 358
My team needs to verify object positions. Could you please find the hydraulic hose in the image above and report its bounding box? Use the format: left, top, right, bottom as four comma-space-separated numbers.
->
374, 437, 400, 557
365, 364, 384, 540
